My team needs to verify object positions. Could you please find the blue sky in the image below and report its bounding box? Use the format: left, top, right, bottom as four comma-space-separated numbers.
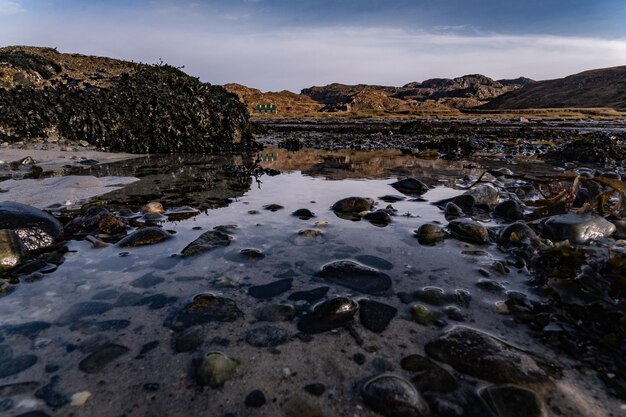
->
1, 1, 625, 91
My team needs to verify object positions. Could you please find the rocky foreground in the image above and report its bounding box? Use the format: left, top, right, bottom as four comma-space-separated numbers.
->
0, 46, 256, 153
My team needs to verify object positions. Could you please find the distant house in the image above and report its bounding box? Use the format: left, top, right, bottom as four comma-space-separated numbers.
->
254, 104, 277, 114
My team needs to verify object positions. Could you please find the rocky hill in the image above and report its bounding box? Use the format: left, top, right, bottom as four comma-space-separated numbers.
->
481, 67, 626, 111
0, 46, 255, 153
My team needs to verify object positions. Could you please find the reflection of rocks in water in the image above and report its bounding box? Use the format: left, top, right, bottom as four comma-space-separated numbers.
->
88, 154, 256, 211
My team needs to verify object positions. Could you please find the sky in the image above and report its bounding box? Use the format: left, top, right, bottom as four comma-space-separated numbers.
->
1, 0, 625, 91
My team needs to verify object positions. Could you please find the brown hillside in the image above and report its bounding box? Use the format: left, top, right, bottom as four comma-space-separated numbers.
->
224, 83, 322, 116
481, 66, 626, 111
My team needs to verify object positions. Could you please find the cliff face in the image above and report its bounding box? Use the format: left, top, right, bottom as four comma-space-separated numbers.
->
481, 67, 626, 111
0, 46, 256, 153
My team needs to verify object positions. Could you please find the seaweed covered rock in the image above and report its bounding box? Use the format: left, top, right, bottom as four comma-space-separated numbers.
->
545, 133, 626, 164
0, 46, 255, 153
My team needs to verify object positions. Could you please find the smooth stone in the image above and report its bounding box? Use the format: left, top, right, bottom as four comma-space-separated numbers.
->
167, 294, 243, 332
0, 202, 64, 251
117, 227, 172, 248
448, 219, 489, 244
414, 224, 446, 245
196, 351, 239, 388
391, 178, 430, 196
292, 208, 315, 219
263, 204, 284, 211
425, 326, 551, 385
400, 354, 458, 393
0, 354, 38, 378
304, 383, 325, 397
480, 384, 547, 417
135, 294, 178, 310
55, 302, 112, 326
544, 213, 616, 243
174, 326, 203, 353
331, 197, 374, 213
297, 297, 358, 334
245, 325, 290, 347
464, 184, 500, 205
358, 299, 397, 333
65, 208, 126, 237
34, 376, 68, 409
316, 260, 392, 295
379, 195, 406, 203
355, 255, 394, 270
78, 344, 129, 373
444, 202, 464, 220
494, 200, 524, 222
476, 279, 506, 292
181, 230, 231, 257
0, 321, 51, 337
130, 272, 164, 288
0, 229, 26, 273
239, 248, 265, 260
452, 194, 475, 213
287, 286, 330, 303
254, 304, 296, 322
498, 222, 541, 248
141, 202, 164, 213
248, 278, 293, 299
361, 373, 431, 417
411, 304, 442, 326
364, 210, 392, 226
245, 389, 266, 407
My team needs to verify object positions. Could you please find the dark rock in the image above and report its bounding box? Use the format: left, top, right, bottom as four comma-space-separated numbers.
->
360, 374, 431, 417
263, 204, 284, 211
494, 200, 524, 222
288, 286, 330, 303
448, 219, 489, 244
379, 195, 406, 203
0, 202, 64, 251
14, 412, 51, 417
292, 208, 315, 219
414, 224, 446, 245
0, 398, 12, 412
55, 302, 112, 326
245, 389, 266, 407
0, 229, 26, 273
464, 184, 499, 205
64, 208, 126, 238
181, 230, 231, 257
0, 354, 37, 378
174, 326, 203, 353
143, 383, 160, 392
358, 299, 397, 333
117, 227, 171, 248
476, 279, 506, 292
238, 248, 265, 260
391, 178, 430, 196
316, 260, 392, 295
498, 222, 541, 248
248, 278, 293, 299
444, 202, 464, 220
331, 197, 374, 213
254, 304, 297, 322
138, 340, 159, 355
364, 210, 392, 226
400, 354, 458, 393
480, 384, 547, 417
0, 381, 40, 396
91, 289, 120, 300
167, 294, 243, 332
34, 376, 68, 409
452, 194, 476, 214
245, 325, 290, 347
298, 297, 358, 334
69, 319, 130, 334
114, 292, 143, 307
354, 255, 394, 271
304, 383, 325, 397
135, 294, 178, 309
1, 321, 50, 337
45, 364, 60, 373
544, 213, 616, 243
425, 326, 551, 385
353, 353, 366, 365
130, 272, 164, 288
78, 343, 129, 373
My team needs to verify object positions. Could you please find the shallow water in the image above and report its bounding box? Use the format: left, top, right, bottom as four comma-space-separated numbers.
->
0, 148, 622, 416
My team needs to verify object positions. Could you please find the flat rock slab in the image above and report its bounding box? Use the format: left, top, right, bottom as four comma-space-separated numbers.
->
544, 213, 616, 243
316, 261, 392, 295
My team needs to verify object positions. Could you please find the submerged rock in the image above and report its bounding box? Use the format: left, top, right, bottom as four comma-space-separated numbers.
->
400, 354, 458, 393
117, 227, 171, 248
360, 374, 431, 417
180, 230, 231, 257
425, 326, 552, 385
448, 219, 489, 244
167, 294, 243, 331
391, 178, 430, 196
244, 325, 290, 347
78, 344, 129, 373
544, 213, 616, 244
364, 210, 392, 226
196, 351, 239, 388
288, 286, 330, 304
480, 384, 547, 417
248, 278, 293, 299
0, 352, 38, 378
0, 229, 26, 273
358, 299, 397, 333
316, 260, 392, 295
297, 297, 358, 334
55, 302, 112, 326
0, 202, 64, 251
254, 304, 296, 322
292, 208, 315, 220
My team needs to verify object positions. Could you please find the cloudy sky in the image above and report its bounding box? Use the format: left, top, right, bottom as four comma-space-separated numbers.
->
1, 0, 625, 91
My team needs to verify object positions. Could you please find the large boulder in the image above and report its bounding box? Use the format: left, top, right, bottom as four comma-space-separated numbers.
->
0, 201, 64, 251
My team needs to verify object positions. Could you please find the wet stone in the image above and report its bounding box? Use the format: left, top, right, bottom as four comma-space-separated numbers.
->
355, 255, 394, 270
181, 230, 231, 257
34, 376, 68, 409
130, 272, 164, 288
425, 326, 551, 385
167, 294, 243, 332
331, 197, 374, 213
91, 289, 120, 300
364, 210, 392, 226
298, 297, 358, 334
353, 353, 366, 365
0, 229, 26, 273
1, 321, 51, 337
494, 200, 524, 222
316, 260, 392, 295
14, 412, 52, 417
544, 213, 616, 244
414, 224, 446, 245
245, 325, 290, 347
0, 381, 40, 396
0, 354, 37, 378
248, 278, 293, 299
245, 389, 266, 407
117, 227, 172, 248
55, 302, 112, 326
239, 248, 265, 260
292, 208, 315, 220
138, 340, 159, 356
498, 222, 541, 248
143, 383, 160, 392
174, 326, 203, 353
476, 278, 506, 292
400, 354, 458, 393
114, 292, 143, 307
379, 195, 405, 203
361, 374, 431, 417
411, 304, 443, 326
452, 194, 475, 213
444, 202, 464, 220
0, 202, 64, 251
0, 398, 12, 412
196, 351, 239, 388
464, 184, 500, 206
304, 383, 325, 397
288, 286, 330, 304
358, 299, 398, 333
78, 344, 129, 374
480, 384, 547, 417
448, 219, 489, 244
391, 178, 430, 196
135, 294, 178, 310
263, 204, 284, 212
254, 304, 297, 322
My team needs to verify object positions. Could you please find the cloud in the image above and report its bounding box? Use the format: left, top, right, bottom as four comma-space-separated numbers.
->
0, 0, 24, 15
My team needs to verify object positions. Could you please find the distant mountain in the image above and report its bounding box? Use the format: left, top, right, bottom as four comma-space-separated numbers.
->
482, 67, 626, 110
